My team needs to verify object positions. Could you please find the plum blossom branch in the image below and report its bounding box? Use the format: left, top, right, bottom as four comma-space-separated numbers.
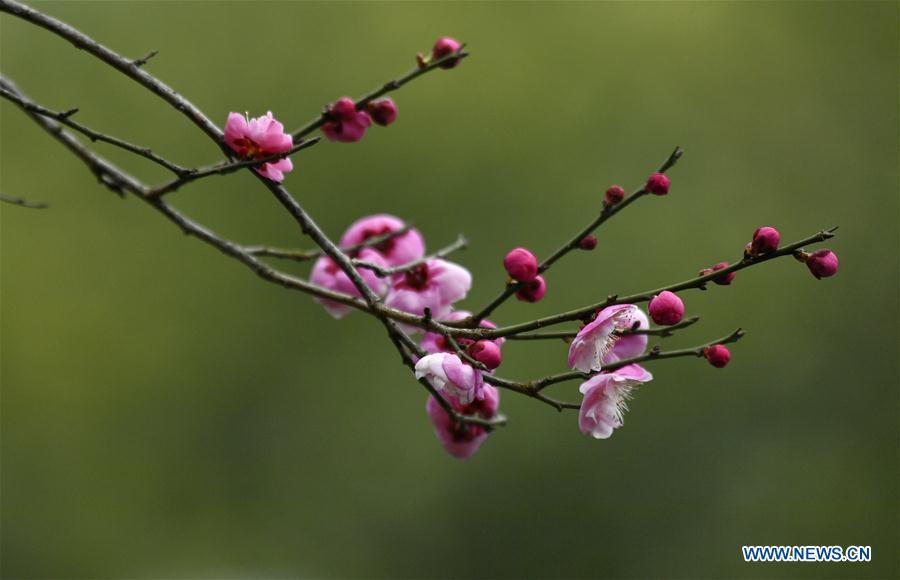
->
506, 316, 701, 341
531, 327, 747, 392
469, 146, 683, 323
455, 228, 838, 341
2, 0, 842, 454
290, 47, 470, 141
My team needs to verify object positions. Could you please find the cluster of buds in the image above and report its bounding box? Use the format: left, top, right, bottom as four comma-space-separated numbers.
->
503, 247, 547, 302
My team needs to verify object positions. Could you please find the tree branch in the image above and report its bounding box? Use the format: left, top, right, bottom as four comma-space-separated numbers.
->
353, 234, 467, 277
469, 146, 683, 323
291, 48, 470, 141
530, 328, 747, 391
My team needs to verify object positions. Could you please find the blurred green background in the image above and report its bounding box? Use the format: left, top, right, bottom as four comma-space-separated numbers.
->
1, 1, 897, 578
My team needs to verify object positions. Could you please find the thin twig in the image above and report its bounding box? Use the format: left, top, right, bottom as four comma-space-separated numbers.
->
469, 146, 683, 323
451, 229, 837, 341
353, 234, 467, 277
0, 83, 187, 175
132, 49, 158, 67
146, 137, 321, 198
244, 225, 413, 263
291, 48, 470, 141
531, 328, 747, 391
506, 316, 701, 341
0, 193, 49, 209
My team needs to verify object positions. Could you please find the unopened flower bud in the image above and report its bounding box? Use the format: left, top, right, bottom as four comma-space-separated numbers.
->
704, 344, 731, 368
704, 261, 735, 285
645, 172, 670, 195
751, 226, 780, 254
329, 97, 357, 122
468, 340, 502, 370
504, 247, 539, 281
605, 185, 625, 206
805, 248, 839, 279
516, 275, 547, 303
432, 37, 463, 68
648, 290, 684, 325
579, 234, 598, 251
367, 98, 398, 126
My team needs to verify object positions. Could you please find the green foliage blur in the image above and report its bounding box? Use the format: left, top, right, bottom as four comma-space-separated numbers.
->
1, 2, 897, 578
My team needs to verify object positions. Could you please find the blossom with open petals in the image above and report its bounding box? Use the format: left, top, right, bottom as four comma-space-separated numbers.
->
339, 214, 424, 267
567, 304, 645, 373
224, 111, 294, 182
426, 385, 499, 459
309, 248, 388, 319
415, 352, 483, 405
386, 259, 471, 322
578, 364, 653, 439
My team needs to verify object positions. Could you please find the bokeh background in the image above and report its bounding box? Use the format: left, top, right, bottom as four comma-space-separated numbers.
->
1, 2, 897, 578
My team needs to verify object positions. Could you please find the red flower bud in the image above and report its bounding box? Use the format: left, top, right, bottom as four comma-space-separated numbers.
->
805, 248, 839, 279
503, 247, 539, 281
605, 185, 625, 206
367, 98, 398, 126
516, 275, 547, 303
750, 226, 781, 254
645, 172, 670, 195
432, 37, 463, 69
648, 291, 684, 325
704, 344, 731, 368
468, 340, 502, 370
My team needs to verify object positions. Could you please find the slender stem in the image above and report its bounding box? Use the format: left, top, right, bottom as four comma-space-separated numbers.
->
532, 328, 746, 391
0, 0, 225, 146
459, 229, 837, 341
0, 193, 49, 209
146, 138, 321, 198
243, 225, 413, 264
506, 316, 701, 341
469, 146, 683, 323
353, 234, 467, 277
291, 49, 470, 141
0, 85, 188, 175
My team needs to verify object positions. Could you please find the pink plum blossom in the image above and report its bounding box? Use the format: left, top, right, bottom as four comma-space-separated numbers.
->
339, 214, 424, 267
309, 248, 389, 319
322, 97, 372, 143
415, 352, 484, 405
578, 364, 653, 439
224, 111, 294, 182
420, 310, 504, 354
605, 306, 649, 363
386, 259, 472, 321
567, 304, 646, 373
426, 385, 499, 459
